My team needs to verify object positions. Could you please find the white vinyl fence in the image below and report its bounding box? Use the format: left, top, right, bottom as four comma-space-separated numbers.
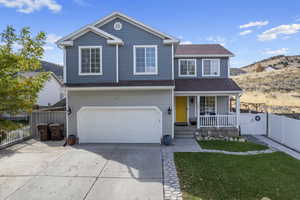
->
268, 114, 300, 152
0, 126, 31, 149
240, 113, 267, 135
30, 111, 66, 137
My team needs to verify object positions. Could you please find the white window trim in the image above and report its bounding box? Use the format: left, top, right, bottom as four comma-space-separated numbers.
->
133, 45, 158, 75
78, 46, 103, 76
200, 96, 217, 115
202, 59, 220, 77
178, 59, 197, 77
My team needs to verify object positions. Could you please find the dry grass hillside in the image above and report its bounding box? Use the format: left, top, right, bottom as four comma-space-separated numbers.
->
241, 55, 300, 73
233, 67, 300, 113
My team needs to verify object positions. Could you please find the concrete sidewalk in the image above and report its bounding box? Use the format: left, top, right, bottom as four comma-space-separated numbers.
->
255, 136, 300, 160
0, 140, 163, 200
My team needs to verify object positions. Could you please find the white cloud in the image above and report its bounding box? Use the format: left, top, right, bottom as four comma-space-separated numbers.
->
239, 30, 252, 36
262, 48, 288, 55
258, 24, 300, 41
0, 0, 61, 13
180, 40, 192, 44
46, 33, 61, 44
240, 21, 269, 29
43, 46, 54, 50
206, 36, 226, 46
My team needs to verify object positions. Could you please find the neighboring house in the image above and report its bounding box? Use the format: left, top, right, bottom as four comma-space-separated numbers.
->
24, 72, 64, 106
38, 61, 64, 81
56, 12, 242, 143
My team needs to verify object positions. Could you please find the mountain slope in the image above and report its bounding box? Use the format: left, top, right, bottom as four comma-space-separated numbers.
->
233, 66, 300, 113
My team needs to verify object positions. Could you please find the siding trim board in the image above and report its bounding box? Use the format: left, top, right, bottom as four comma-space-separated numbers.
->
175, 54, 233, 58
57, 26, 124, 47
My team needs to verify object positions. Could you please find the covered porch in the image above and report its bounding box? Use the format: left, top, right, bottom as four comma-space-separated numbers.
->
174, 79, 242, 129
174, 94, 240, 128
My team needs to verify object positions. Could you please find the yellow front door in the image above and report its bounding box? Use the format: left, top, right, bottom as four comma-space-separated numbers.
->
176, 96, 187, 123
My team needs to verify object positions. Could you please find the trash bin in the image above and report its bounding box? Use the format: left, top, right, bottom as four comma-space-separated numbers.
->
49, 123, 63, 140
162, 135, 172, 146
37, 123, 49, 141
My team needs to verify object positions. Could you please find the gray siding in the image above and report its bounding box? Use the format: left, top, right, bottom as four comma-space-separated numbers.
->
68, 90, 172, 137
66, 32, 116, 84
99, 18, 172, 81
217, 96, 229, 114
174, 58, 229, 79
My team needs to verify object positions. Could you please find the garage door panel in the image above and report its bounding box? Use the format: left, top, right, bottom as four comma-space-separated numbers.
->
78, 107, 162, 143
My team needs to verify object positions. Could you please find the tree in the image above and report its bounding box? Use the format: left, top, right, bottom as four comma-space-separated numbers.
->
255, 63, 264, 72
0, 26, 50, 115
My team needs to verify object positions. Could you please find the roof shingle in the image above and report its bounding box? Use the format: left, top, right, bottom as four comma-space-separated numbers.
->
175, 78, 242, 92
175, 44, 234, 56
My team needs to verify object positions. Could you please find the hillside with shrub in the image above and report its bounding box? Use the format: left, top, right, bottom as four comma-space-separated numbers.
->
232, 56, 300, 114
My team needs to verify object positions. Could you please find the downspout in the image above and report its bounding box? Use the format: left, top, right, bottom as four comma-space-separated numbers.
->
116, 44, 119, 83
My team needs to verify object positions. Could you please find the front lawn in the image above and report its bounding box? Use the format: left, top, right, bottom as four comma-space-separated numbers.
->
198, 140, 269, 152
174, 152, 300, 200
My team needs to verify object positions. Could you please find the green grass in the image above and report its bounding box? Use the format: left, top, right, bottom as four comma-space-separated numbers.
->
174, 152, 300, 200
198, 140, 269, 152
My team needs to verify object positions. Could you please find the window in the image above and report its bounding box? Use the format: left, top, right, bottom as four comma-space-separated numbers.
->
134, 45, 157, 75
79, 46, 102, 75
178, 59, 196, 76
200, 96, 216, 114
202, 59, 220, 76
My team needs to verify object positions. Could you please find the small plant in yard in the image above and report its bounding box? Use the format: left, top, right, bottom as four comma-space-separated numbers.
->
0, 130, 7, 143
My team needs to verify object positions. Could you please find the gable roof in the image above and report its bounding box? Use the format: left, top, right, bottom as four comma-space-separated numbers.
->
175, 44, 234, 57
56, 25, 124, 47
22, 72, 63, 86
92, 12, 179, 42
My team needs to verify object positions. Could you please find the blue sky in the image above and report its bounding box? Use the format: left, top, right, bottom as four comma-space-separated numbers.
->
0, 0, 300, 68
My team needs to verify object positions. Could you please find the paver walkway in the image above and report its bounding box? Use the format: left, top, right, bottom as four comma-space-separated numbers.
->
254, 135, 300, 160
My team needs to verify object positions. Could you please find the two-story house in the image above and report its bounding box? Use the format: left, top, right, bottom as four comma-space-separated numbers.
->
56, 12, 242, 143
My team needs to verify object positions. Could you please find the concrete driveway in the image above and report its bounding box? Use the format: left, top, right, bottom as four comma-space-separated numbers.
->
0, 140, 163, 200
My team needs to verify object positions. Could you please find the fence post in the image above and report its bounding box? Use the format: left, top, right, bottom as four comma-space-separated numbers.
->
266, 112, 269, 136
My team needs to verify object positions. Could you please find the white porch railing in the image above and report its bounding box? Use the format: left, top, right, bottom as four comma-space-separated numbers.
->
197, 115, 237, 128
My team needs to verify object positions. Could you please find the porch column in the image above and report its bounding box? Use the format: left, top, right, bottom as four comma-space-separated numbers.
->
197, 96, 200, 129
236, 94, 240, 128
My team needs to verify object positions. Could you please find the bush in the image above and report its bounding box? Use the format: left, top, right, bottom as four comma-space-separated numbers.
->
0, 131, 7, 143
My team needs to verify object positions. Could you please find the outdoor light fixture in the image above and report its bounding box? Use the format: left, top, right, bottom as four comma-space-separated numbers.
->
168, 106, 172, 115
190, 97, 194, 104
68, 106, 72, 115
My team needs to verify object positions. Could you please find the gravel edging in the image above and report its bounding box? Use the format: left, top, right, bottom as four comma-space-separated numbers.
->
162, 148, 183, 200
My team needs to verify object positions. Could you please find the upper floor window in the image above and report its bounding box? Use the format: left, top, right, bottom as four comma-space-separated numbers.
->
202, 59, 220, 76
133, 45, 158, 75
79, 46, 102, 75
178, 59, 196, 76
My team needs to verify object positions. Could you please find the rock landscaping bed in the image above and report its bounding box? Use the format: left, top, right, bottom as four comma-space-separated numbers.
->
197, 140, 269, 152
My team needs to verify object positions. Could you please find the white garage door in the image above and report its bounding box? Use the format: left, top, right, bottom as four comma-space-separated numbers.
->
77, 106, 162, 143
